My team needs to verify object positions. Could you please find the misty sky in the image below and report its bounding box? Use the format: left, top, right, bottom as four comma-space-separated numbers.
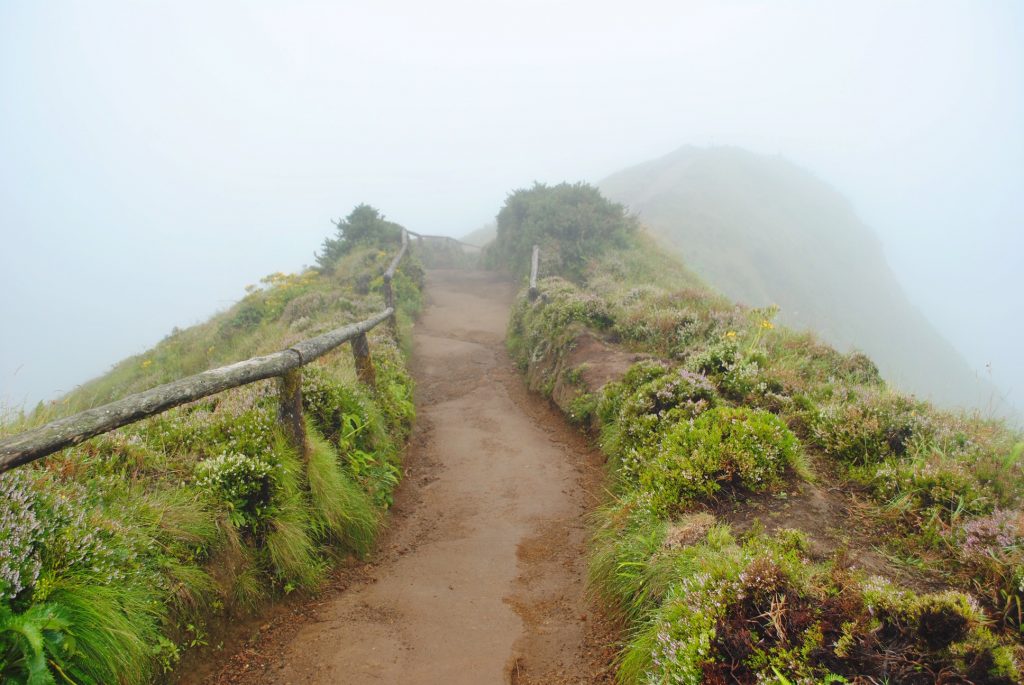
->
1, 1, 1022, 413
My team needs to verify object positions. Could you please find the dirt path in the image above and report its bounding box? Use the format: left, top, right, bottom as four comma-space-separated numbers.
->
251, 270, 613, 684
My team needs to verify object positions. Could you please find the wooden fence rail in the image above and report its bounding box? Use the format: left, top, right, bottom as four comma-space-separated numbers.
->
406, 230, 482, 250
0, 231, 413, 475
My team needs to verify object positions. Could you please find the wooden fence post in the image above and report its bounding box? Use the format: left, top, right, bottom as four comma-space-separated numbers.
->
351, 332, 377, 388
277, 368, 307, 459
382, 276, 398, 337
528, 244, 540, 301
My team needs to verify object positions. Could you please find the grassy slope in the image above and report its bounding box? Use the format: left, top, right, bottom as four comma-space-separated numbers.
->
508, 235, 1024, 683
599, 145, 1013, 420
0, 246, 422, 684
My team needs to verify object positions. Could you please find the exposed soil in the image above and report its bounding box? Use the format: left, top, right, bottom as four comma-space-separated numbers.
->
193, 270, 617, 685
712, 469, 947, 594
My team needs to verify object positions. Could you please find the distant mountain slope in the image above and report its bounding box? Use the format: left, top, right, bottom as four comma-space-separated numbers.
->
600, 145, 1007, 415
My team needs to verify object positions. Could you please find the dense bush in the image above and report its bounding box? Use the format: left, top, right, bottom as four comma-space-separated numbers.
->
489, 182, 636, 279
621, 526, 1019, 685
316, 204, 404, 272
639, 407, 801, 512
195, 453, 278, 532
810, 390, 929, 465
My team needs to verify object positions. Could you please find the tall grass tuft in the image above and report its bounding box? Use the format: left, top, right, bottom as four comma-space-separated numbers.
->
48, 579, 161, 685
264, 436, 327, 590
306, 425, 380, 556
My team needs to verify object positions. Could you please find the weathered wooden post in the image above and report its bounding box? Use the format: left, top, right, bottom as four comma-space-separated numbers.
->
382, 229, 408, 338
382, 274, 394, 312
350, 332, 377, 388
528, 244, 540, 301
277, 368, 308, 459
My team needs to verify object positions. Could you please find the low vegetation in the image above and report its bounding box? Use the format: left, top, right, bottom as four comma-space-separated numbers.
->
502, 182, 1024, 682
0, 208, 420, 684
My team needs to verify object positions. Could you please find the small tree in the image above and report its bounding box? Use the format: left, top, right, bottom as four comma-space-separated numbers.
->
316, 204, 404, 272
490, 182, 636, 279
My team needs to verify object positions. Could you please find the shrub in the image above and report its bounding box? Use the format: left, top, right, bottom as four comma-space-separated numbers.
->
872, 455, 991, 522
810, 390, 929, 465
612, 368, 718, 472
490, 182, 636, 279
302, 366, 379, 450
316, 204, 404, 271
639, 407, 802, 513
0, 474, 42, 605
194, 453, 277, 531
686, 336, 766, 400
596, 360, 672, 427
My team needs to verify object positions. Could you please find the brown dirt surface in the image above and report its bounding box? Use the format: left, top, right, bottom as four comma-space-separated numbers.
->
192, 270, 617, 685
713, 459, 947, 594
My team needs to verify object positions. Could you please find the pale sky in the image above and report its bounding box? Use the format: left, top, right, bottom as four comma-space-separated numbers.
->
1, 1, 1021, 412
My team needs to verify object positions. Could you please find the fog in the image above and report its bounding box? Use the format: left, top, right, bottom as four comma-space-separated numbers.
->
1, 1, 1021, 414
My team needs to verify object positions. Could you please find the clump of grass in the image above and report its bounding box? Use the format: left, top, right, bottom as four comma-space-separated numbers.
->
306, 425, 379, 557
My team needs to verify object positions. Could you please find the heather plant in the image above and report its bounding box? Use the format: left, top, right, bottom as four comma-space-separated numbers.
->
639, 407, 803, 513
602, 367, 719, 480
810, 389, 929, 465
619, 529, 1020, 685
194, 453, 278, 532
0, 475, 42, 606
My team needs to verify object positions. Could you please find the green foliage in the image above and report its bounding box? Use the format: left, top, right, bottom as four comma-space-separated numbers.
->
601, 365, 718, 472
566, 392, 597, 427
194, 452, 278, 532
639, 407, 802, 513
316, 204, 403, 272
810, 390, 929, 465
490, 182, 636, 279
305, 427, 379, 557
508, 230, 1024, 681
0, 602, 74, 685
0, 229, 421, 683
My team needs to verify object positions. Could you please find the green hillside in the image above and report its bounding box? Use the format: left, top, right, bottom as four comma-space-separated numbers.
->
599, 146, 1011, 418
0, 208, 421, 684
497, 182, 1024, 682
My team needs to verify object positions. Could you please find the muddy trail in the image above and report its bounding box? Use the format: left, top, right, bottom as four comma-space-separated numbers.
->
201, 269, 616, 684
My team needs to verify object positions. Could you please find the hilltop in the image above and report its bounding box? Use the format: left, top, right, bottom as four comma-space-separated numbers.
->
599, 145, 1010, 418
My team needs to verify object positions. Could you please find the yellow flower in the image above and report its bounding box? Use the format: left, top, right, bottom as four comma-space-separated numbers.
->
726, 330, 737, 339
760, 320, 774, 330
141, 360, 153, 368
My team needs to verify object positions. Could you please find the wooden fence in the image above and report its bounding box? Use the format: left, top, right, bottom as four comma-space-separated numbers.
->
0, 230, 416, 475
